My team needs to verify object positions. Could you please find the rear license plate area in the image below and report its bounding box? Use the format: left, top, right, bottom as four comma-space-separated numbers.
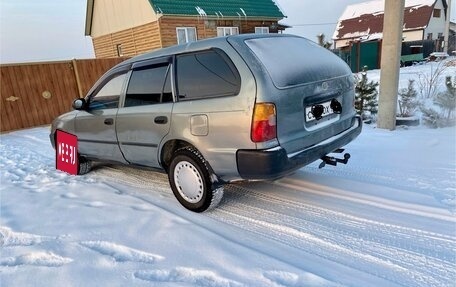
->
305, 100, 334, 122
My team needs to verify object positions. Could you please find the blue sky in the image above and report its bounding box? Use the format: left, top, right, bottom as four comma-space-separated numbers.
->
0, 0, 93, 63
0, 0, 454, 64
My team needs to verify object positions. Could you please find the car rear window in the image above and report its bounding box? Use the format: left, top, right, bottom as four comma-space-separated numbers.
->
245, 37, 349, 88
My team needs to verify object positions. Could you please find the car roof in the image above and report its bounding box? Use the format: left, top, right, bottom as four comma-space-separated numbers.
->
116, 33, 302, 68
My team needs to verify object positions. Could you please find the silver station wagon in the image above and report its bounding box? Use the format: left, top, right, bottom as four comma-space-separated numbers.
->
50, 34, 362, 212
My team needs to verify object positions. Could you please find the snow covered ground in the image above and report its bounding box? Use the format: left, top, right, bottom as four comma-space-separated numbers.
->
1, 62, 455, 287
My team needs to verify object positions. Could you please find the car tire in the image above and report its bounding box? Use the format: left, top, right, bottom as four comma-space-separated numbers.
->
78, 156, 92, 175
168, 147, 223, 212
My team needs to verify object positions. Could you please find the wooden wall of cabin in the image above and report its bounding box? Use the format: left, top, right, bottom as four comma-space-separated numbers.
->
90, 17, 280, 58
92, 21, 162, 58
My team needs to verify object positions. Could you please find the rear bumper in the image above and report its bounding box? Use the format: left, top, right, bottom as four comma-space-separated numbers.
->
236, 116, 362, 180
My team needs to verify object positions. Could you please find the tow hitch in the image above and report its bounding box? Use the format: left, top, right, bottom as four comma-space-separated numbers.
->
319, 149, 351, 169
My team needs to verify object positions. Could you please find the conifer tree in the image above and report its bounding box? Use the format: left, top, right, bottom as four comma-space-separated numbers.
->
398, 79, 418, 117
355, 68, 379, 119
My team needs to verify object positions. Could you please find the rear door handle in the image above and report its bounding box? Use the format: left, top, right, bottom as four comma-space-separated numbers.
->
104, 118, 114, 125
154, 116, 168, 124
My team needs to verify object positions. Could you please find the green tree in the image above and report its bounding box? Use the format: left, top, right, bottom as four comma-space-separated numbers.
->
398, 79, 419, 117
355, 69, 379, 120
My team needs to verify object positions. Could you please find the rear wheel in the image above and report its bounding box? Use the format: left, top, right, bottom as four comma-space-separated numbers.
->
168, 147, 223, 212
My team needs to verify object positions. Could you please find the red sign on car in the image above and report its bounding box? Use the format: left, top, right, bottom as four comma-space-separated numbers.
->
56, 130, 78, 175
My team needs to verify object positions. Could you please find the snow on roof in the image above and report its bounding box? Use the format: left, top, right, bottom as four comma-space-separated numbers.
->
195, 6, 207, 17
340, 0, 436, 21
334, 0, 437, 41
340, 0, 383, 20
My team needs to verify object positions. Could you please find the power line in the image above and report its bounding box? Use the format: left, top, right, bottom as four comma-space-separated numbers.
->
290, 22, 338, 26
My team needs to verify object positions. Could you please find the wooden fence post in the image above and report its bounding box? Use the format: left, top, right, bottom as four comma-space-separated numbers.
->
72, 59, 83, 98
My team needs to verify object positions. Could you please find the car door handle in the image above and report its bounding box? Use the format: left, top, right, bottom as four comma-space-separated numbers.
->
104, 118, 114, 125
154, 116, 168, 124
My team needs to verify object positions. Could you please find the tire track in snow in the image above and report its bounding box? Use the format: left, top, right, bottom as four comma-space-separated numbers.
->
211, 184, 456, 287
93, 166, 456, 287
303, 166, 456, 212
93, 166, 171, 193
275, 177, 455, 222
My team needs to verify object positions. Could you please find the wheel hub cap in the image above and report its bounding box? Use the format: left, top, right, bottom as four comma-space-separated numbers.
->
174, 161, 203, 203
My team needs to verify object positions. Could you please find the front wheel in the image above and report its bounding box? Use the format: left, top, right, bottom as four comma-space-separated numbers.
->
78, 156, 92, 175
168, 147, 223, 212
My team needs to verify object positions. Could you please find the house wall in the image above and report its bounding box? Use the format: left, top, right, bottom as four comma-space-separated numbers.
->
159, 17, 279, 47
92, 21, 162, 58
240, 20, 279, 33
337, 29, 431, 49
92, 17, 280, 58
91, 0, 158, 38
335, 39, 351, 49
159, 17, 217, 47
335, 29, 429, 49
403, 30, 424, 41
424, 0, 446, 41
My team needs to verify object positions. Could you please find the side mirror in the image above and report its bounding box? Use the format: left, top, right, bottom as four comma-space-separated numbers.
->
72, 98, 86, 110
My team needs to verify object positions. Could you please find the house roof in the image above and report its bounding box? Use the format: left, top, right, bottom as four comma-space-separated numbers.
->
85, 0, 285, 35
333, 0, 447, 41
148, 0, 285, 19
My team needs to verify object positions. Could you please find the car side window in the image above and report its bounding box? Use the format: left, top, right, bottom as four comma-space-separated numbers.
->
162, 69, 173, 103
89, 73, 126, 110
176, 49, 241, 100
125, 64, 172, 107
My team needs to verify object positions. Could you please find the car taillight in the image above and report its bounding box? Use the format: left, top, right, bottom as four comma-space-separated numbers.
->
251, 103, 277, 143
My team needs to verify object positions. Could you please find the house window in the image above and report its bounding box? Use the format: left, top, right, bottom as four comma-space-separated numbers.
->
427, 33, 433, 40
438, 32, 443, 39
176, 27, 197, 45
217, 27, 239, 37
116, 44, 123, 57
433, 9, 441, 18
255, 27, 269, 34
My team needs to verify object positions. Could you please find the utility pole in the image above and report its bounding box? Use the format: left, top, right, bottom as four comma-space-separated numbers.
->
443, 0, 452, 54
377, 0, 405, 130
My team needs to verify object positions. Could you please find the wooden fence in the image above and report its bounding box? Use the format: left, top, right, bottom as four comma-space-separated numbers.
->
0, 58, 126, 132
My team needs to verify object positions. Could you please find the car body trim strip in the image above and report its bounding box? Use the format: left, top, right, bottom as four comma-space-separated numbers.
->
77, 139, 118, 145
120, 142, 158, 148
